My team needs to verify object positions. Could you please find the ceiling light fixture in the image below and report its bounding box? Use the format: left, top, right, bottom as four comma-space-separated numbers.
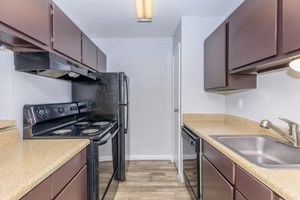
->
289, 58, 300, 72
135, 0, 152, 22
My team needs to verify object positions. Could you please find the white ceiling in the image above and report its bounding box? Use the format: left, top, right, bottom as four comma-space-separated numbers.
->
53, 0, 244, 38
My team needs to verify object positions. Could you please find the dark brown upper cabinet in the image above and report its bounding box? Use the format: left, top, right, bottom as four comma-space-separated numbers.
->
204, 23, 257, 91
204, 23, 227, 90
282, 0, 300, 54
82, 33, 98, 71
0, 0, 51, 46
52, 3, 81, 62
97, 49, 107, 72
228, 0, 278, 70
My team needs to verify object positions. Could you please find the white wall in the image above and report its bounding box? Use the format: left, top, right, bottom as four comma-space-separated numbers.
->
173, 20, 182, 51
0, 51, 72, 134
181, 17, 226, 113
94, 38, 173, 160
226, 68, 300, 125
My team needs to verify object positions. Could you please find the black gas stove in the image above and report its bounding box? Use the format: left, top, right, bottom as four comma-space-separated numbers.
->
23, 102, 120, 200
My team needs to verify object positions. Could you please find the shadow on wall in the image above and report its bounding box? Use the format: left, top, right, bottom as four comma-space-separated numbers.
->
0, 51, 72, 136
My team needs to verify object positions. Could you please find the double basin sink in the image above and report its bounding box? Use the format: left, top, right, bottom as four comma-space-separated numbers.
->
211, 135, 300, 168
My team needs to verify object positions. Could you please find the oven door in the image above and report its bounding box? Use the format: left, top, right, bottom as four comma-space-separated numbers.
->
93, 127, 119, 200
182, 126, 201, 200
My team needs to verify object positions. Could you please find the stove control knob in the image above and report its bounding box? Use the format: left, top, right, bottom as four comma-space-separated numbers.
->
38, 109, 45, 117
58, 107, 64, 113
70, 106, 77, 111
45, 109, 51, 115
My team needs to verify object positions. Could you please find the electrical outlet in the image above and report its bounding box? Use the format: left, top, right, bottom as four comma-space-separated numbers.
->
237, 98, 243, 108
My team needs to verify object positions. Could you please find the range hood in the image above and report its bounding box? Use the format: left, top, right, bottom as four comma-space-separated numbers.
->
14, 52, 96, 80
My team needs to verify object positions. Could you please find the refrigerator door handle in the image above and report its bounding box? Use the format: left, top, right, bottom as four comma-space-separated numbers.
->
125, 77, 129, 105
124, 77, 129, 134
125, 105, 128, 134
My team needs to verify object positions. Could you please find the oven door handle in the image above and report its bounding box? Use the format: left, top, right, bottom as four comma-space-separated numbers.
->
95, 127, 119, 145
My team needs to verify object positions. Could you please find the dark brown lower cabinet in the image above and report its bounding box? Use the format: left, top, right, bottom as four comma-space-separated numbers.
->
55, 166, 87, 200
20, 149, 87, 200
201, 140, 285, 200
203, 141, 235, 185
236, 166, 273, 200
202, 155, 234, 200
274, 194, 284, 200
235, 190, 246, 200
50, 149, 86, 198
21, 178, 51, 200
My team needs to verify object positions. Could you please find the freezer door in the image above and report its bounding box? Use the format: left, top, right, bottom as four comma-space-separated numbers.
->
72, 73, 120, 121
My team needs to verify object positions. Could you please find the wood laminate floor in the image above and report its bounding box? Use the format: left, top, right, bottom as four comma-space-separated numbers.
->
114, 160, 191, 200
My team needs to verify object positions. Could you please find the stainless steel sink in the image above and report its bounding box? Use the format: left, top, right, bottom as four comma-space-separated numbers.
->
211, 135, 300, 168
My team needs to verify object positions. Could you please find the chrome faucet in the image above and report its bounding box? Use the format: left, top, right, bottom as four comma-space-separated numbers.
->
260, 118, 300, 147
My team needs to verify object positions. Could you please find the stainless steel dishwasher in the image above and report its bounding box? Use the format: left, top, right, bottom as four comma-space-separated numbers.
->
182, 126, 202, 200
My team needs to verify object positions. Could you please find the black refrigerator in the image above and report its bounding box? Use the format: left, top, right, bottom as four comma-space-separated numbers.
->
72, 72, 129, 181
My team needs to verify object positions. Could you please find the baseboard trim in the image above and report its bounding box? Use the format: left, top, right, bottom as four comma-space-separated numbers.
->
178, 172, 184, 182
126, 155, 173, 161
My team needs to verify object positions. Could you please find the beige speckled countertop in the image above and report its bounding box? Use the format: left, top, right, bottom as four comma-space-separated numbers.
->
0, 120, 16, 130
183, 114, 300, 200
0, 127, 90, 200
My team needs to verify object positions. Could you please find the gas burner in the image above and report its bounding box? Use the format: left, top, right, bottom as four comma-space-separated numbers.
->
93, 121, 111, 127
52, 129, 72, 136
76, 121, 91, 127
81, 128, 100, 136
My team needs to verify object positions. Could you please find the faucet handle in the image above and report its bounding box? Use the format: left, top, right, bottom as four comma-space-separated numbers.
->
279, 118, 299, 127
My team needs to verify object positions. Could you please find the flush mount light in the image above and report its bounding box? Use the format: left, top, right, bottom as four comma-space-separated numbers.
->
289, 58, 300, 72
135, 0, 152, 22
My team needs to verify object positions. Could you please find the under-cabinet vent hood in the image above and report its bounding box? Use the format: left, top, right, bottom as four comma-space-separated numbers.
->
14, 52, 96, 80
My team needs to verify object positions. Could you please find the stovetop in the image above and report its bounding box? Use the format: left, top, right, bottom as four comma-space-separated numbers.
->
38, 120, 118, 141
23, 102, 119, 141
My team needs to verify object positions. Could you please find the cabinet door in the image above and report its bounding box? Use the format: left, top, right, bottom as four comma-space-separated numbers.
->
274, 194, 284, 200
228, 0, 277, 70
82, 34, 98, 70
202, 156, 234, 200
97, 49, 107, 72
204, 23, 226, 90
236, 166, 273, 200
55, 166, 87, 200
51, 149, 86, 199
203, 141, 235, 185
0, 0, 51, 45
52, 4, 81, 62
21, 178, 51, 200
235, 190, 247, 200
282, 0, 300, 53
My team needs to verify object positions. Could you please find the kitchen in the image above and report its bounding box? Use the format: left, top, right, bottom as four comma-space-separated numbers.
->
1, 0, 300, 200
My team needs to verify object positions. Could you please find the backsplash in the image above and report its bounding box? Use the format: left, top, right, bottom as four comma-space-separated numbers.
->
0, 51, 72, 135
226, 68, 300, 126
